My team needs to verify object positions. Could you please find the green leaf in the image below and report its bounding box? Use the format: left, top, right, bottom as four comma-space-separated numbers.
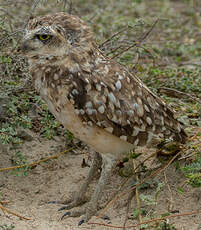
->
177, 187, 184, 194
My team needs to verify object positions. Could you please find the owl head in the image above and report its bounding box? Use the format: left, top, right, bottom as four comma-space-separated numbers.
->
21, 13, 96, 59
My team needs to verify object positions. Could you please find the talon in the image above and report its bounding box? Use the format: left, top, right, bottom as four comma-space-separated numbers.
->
61, 211, 72, 220
78, 219, 85, 226
58, 206, 68, 211
103, 215, 110, 221
48, 201, 57, 204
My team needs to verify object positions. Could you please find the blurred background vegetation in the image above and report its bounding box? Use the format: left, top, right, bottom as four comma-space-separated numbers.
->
0, 0, 200, 223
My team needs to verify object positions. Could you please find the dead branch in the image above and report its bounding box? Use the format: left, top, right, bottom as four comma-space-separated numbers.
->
106, 44, 127, 56
87, 13, 97, 23
123, 189, 135, 230
28, 0, 41, 19
0, 201, 9, 205
111, 18, 159, 59
97, 150, 183, 220
89, 209, 201, 229
134, 159, 142, 225
158, 87, 201, 105
0, 1, 26, 7
99, 26, 129, 48
0, 204, 31, 220
0, 148, 73, 172
68, 0, 73, 14
178, 61, 201, 67
164, 172, 174, 212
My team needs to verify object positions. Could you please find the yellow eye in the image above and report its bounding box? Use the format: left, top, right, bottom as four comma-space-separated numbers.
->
38, 34, 51, 41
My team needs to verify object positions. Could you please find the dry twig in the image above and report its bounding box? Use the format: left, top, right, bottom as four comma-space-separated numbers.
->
89, 209, 201, 229
163, 172, 174, 212
111, 18, 159, 59
99, 26, 129, 49
158, 87, 201, 105
123, 157, 143, 229
67, 0, 73, 14
134, 159, 142, 226
0, 148, 73, 172
96, 150, 183, 220
123, 189, 135, 230
0, 204, 31, 220
0, 201, 9, 205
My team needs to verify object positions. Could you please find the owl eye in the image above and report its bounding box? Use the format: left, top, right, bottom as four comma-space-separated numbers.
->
37, 34, 52, 41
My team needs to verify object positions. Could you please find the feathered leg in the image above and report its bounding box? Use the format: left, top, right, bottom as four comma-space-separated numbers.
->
60, 153, 116, 225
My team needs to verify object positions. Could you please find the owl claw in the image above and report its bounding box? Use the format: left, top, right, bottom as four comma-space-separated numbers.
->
48, 201, 57, 204
103, 215, 110, 221
78, 219, 85, 226
58, 206, 69, 211
61, 211, 72, 220
59, 207, 85, 219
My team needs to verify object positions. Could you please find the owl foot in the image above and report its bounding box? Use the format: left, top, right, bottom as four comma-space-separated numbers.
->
59, 202, 110, 225
58, 194, 87, 209
59, 154, 116, 224
59, 202, 97, 223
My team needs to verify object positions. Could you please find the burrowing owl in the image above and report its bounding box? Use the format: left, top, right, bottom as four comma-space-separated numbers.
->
21, 12, 187, 223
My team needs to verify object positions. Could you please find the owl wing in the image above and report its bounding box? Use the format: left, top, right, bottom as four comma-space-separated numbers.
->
66, 59, 186, 146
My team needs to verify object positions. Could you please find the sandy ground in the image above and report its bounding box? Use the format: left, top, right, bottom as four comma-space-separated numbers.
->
0, 132, 201, 230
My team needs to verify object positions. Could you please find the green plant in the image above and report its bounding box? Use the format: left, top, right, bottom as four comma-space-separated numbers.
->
40, 112, 61, 139
0, 123, 21, 145
156, 221, 177, 230
10, 150, 29, 176
182, 153, 201, 187
0, 224, 15, 230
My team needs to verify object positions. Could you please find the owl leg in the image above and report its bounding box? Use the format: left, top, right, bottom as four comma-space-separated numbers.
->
82, 154, 116, 223
58, 151, 102, 215
60, 153, 116, 224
